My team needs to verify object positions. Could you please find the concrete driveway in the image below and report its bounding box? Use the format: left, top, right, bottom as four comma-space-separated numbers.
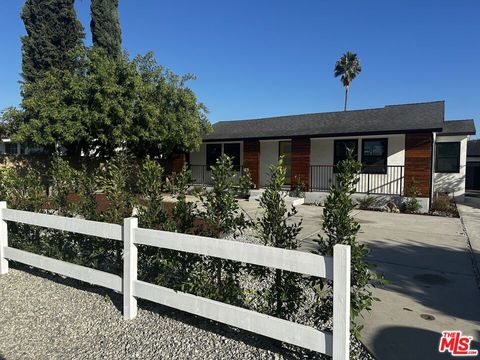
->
239, 200, 480, 359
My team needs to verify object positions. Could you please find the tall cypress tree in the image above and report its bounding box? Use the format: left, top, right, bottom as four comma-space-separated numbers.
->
90, 0, 122, 57
21, 0, 85, 83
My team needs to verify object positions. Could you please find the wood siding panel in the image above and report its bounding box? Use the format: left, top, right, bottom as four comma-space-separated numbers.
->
243, 140, 260, 188
171, 152, 187, 174
291, 138, 310, 191
404, 133, 432, 197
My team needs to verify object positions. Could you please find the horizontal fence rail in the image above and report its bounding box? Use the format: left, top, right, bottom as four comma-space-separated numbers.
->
0, 201, 351, 359
1, 208, 123, 241
135, 228, 333, 279
310, 164, 404, 196
4, 247, 122, 292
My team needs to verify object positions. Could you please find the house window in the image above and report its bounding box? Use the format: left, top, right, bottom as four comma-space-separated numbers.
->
206, 143, 222, 170
334, 139, 358, 170
436, 142, 460, 173
362, 139, 388, 174
224, 143, 241, 171
4, 143, 18, 155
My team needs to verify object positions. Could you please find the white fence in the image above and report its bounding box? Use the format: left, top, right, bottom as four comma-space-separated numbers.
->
0, 201, 351, 359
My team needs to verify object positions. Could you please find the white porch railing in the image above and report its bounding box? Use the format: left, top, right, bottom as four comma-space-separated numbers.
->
0, 201, 351, 359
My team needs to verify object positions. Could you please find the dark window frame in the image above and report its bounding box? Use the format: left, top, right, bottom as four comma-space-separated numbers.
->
206, 142, 242, 171
4, 142, 18, 156
223, 143, 241, 171
333, 139, 358, 172
206, 143, 222, 170
361, 138, 388, 174
435, 142, 461, 173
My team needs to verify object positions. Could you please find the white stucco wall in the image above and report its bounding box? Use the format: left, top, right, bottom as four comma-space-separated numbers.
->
433, 135, 468, 196
259, 140, 280, 187
190, 143, 206, 165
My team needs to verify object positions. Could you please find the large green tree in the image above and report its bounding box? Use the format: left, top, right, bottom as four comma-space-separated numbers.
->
5, 49, 210, 159
21, 0, 85, 83
90, 0, 122, 58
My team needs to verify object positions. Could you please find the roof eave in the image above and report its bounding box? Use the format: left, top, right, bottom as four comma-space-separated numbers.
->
202, 127, 442, 142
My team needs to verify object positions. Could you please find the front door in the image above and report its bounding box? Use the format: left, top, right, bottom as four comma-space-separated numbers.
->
279, 141, 292, 185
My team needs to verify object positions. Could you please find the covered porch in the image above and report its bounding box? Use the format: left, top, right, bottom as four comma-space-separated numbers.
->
186, 133, 422, 198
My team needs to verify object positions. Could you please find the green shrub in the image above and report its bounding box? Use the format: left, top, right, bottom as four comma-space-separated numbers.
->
237, 167, 254, 199
197, 154, 249, 304
357, 196, 376, 210
403, 179, 421, 213
312, 149, 381, 337
290, 175, 306, 198
431, 193, 458, 216
254, 157, 304, 319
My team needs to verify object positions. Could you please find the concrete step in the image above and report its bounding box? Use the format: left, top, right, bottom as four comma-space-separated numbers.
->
248, 189, 304, 206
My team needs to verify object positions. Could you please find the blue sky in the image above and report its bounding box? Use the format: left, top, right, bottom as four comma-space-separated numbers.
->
1, 0, 479, 138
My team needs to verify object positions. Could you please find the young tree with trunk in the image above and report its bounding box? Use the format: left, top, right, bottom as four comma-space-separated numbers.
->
255, 158, 304, 319
334, 51, 362, 111
311, 149, 380, 338
197, 155, 249, 304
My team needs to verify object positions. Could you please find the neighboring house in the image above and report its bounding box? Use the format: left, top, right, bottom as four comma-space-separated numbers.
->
179, 101, 475, 210
0, 139, 26, 156
466, 139, 480, 191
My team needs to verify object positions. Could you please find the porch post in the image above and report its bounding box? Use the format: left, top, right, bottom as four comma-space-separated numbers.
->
291, 137, 310, 192
243, 140, 260, 188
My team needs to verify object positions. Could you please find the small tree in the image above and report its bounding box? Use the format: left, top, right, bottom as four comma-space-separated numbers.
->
0, 165, 45, 255
237, 167, 254, 199
136, 156, 169, 229
255, 158, 304, 319
403, 178, 421, 213
143, 165, 201, 290
50, 156, 80, 215
312, 149, 380, 337
197, 154, 249, 303
166, 166, 197, 234
98, 152, 136, 273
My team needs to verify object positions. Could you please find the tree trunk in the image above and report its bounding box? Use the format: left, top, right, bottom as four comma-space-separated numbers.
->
344, 86, 349, 111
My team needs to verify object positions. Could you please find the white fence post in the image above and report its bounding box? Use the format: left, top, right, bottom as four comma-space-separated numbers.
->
123, 217, 138, 320
0, 202, 8, 275
333, 244, 351, 360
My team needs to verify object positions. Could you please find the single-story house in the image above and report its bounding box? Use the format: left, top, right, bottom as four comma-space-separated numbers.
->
174, 101, 476, 210
466, 139, 480, 191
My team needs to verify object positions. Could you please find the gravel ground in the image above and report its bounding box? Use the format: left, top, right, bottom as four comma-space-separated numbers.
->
0, 203, 373, 359
0, 263, 374, 360
0, 265, 327, 360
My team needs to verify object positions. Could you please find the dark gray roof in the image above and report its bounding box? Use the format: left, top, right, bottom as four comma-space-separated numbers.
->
468, 140, 480, 157
441, 119, 476, 135
203, 101, 445, 141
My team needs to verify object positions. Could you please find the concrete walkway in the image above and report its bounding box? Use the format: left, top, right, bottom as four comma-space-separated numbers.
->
458, 196, 480, 277
239, 200, 480, 359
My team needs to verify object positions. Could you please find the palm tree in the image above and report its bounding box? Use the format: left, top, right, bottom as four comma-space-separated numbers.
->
334, 51, 362, 111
